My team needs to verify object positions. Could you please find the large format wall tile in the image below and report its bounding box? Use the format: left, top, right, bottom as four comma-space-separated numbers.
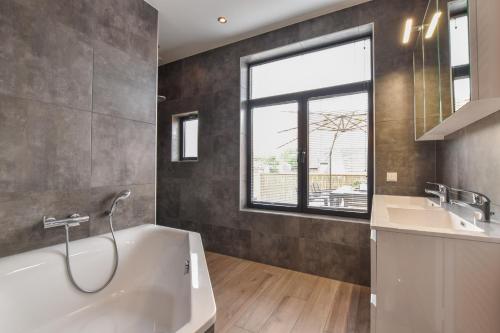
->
89, 184, 155, 235
242, 211, 301, 238
0, 0, 157, 258
92, 113, 156, 188
93, 41, 156, 124
92, 0, 158, 63
0, 184, 155, 257
8, 0, 97, 39
158, 61, 183, 101
299, 238, 361, 284
201, 224, 252, 259
6, 0, 158, 64
0, 95, 91, 192
0, 189, 92, 256
0, 1, 93, 111
250, 231, 302, 271
299, 219, 361, 247
438, 112, 500, 210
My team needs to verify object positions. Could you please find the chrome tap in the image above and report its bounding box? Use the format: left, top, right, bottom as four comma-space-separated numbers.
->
43, 213, 90, 229
425, 182, 449, 206
450, 189, 492, 222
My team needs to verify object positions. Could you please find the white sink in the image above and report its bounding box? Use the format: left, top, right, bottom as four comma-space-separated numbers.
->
387, 207, 484, 233
384, 196, 441, 210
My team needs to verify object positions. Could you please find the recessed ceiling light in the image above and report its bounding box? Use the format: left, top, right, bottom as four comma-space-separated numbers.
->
217, 16, 228, 24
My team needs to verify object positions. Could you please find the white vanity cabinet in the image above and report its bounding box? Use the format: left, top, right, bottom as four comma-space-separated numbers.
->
443, 239, 500, 333
371, 230, 500, 333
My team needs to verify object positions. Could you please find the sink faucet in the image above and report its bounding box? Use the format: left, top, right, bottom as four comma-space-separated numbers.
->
449, 189, 492, 222
425, 182, 449, 206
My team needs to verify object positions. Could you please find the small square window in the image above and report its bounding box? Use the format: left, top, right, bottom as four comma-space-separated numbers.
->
171, 112, 199, 162
180, 115, 198, 160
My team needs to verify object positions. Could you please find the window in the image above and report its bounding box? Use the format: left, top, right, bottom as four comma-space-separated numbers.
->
247, 37, 373, 218
180, 114, 198, 160
449, 10, 470, 111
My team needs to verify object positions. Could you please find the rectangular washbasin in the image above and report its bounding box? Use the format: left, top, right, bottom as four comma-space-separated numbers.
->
384, 196, 441, 210
387, 207, 484, 233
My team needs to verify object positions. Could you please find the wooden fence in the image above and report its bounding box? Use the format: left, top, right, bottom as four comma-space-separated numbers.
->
253, 173, 366, 203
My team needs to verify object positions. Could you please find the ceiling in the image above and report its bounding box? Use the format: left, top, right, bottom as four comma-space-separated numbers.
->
144, 0, 371, 65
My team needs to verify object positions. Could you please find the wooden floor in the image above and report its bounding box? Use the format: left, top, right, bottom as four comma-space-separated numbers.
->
206, 252, 370, 333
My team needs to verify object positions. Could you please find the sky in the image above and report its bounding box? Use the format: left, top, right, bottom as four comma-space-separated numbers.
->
251, 38, 371, 99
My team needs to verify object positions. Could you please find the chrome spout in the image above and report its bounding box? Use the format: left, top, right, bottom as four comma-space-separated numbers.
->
425, 182, 449, 206
450, 189, 492, 222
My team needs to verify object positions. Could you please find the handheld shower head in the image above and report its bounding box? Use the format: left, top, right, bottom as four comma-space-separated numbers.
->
117, 190, 131, 200
107, 190, 131, 216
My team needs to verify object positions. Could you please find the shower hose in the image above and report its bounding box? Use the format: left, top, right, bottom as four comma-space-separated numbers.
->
64, 214, 119, 293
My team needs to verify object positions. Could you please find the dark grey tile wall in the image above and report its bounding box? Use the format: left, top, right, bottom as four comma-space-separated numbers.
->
91, 113, 156, 187
437, 112, 500, 213
157, 0, 435, 286
0, 0, 158, 257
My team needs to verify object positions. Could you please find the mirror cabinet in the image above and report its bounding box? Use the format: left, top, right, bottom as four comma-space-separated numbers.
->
414, 0, 500, 141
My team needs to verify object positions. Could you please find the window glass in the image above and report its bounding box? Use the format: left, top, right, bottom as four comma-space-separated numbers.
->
251, 102, 298, 206
250, 39, 371, 99
449, 13, 471, 111
182, 118, 198, 159
308, 93, 369, 212
453, 77, 471, 111
449, 15, 470, 67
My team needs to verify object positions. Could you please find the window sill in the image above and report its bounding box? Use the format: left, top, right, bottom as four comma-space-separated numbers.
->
172, 160, 198, 163
240, 207, 370, 225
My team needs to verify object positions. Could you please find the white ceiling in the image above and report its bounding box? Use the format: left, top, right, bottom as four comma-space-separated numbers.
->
145, 0, 371, 65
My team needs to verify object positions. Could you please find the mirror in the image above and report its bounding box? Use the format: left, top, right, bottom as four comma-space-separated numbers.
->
425, 0, 443, 132
414, 0, 471, 140
448, 0, 471, 112
414, 28, 425, 139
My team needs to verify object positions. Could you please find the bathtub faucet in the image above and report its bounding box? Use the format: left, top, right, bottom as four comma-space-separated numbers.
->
43, 214, 90, 229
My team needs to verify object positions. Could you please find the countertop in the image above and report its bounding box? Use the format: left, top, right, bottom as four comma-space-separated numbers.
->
371, 195, 500, 244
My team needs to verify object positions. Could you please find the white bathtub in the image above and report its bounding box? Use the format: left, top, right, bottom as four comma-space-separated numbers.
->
0, 224, 216, 333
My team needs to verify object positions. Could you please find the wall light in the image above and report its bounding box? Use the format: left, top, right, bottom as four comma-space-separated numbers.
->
425, 11, 442, 39
402, 18, 414, 44
217, 16, 228, 24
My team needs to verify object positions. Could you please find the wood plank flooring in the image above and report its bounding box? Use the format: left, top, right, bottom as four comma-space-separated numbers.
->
206, 252, 370, 333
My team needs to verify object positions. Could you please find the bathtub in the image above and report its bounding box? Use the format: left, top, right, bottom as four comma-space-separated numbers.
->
0, 224, 216, 333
